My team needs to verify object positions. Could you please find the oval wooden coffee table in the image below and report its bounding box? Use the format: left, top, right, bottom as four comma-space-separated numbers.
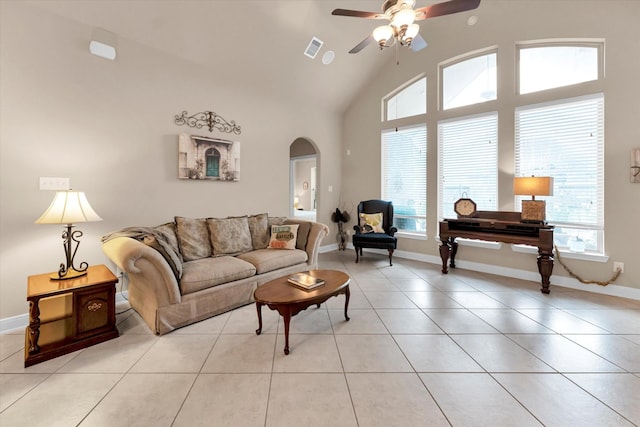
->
254, 269, 350, 355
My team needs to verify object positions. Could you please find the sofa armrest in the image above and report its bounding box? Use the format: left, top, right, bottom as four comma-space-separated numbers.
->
102, 237, 181, 306
285, 219, 329, 268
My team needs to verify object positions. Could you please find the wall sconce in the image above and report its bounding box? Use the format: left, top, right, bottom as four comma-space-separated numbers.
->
631, 148, 640, 183
35, 191, 102, 280
514, 176, 553, 223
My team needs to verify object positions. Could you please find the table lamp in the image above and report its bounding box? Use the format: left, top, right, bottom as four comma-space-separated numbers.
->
35, 191, 102, 280
514, 176, 553, 223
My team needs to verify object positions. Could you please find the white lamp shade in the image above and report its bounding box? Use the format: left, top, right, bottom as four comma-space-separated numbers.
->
35, 191, 102, 224
403, 23, 420, 41
391, 7, 416, 28
513, 176, 554, 197
373, 25, 394, 43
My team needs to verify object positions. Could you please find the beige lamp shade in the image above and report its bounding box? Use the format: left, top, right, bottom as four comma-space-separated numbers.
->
35, 191, 102, 225
514, 176, 553, 222
513, 176, 554, 198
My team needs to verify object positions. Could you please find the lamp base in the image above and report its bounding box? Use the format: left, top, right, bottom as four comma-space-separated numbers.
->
49, 268, 87, 281
521, 200, 546, 222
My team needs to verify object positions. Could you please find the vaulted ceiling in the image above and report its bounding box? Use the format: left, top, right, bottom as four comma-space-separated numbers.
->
24, 0, 481, 113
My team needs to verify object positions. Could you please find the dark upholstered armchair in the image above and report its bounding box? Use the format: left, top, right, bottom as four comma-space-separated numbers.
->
352, 200, 398, 266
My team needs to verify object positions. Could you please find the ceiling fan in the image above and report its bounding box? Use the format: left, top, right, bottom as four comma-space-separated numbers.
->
332, 0, 481, 54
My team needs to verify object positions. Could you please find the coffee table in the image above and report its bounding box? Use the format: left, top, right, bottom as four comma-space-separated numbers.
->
254, 269, 350, 355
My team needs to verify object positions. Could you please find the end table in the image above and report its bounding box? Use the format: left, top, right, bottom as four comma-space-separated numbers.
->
25, 264, 119, 367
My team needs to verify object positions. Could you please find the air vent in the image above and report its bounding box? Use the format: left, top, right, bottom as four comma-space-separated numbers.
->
304, 37, 323, 59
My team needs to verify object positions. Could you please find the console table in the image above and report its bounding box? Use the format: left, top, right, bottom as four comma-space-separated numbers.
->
25, 264, 119, 367
439, 211, 554, 294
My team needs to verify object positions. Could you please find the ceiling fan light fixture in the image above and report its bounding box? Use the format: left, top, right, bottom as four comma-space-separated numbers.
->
391, 6, 416, 28
402, 23, 420, 45
373, 25, 394, 48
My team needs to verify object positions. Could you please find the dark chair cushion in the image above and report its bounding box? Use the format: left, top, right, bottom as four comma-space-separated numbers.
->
352, 232, 397, 248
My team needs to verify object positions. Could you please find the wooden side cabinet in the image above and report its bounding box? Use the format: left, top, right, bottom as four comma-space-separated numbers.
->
25, 264, 119, 367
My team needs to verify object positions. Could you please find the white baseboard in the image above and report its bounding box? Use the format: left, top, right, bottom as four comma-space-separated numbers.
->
320, 243, 640, 301
3, 248, 638, 333
1, 293, 130, 334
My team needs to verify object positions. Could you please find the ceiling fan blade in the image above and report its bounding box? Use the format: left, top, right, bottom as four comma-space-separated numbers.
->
331, 9, 387, 19
411, 34, 428, 52
415, 0, 481, 20
349, 35, 375, 54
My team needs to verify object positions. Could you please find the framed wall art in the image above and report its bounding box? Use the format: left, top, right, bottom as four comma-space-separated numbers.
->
178, 133, 240, 181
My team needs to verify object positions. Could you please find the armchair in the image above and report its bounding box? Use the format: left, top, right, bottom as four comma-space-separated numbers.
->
352, 199, 398, 266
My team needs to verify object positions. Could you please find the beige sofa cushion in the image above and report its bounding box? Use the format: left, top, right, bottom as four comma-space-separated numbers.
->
247, 213, 269, 249
175, 217, 212, 261
180, 256, 257, 295
237, 248, 308, 274
207, 216, 253, 256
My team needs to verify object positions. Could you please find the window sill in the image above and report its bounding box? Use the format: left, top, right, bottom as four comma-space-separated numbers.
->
434, 236, 502, 250
457, 238, 502, 250
511, 244, 609, 263
396, 231, 428, 241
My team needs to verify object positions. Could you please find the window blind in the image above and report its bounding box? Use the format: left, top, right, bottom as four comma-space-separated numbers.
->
438, 113, 498, 219
382, 125, 427, 233
515, 93, 604, 251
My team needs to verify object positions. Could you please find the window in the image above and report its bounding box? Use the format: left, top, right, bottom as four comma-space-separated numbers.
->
515, 94, 604, 252
438, 113, 498, 219
385, 77, 426, 121
442, 52, 497, 110
382, 125, 427, 234
519, 44, 600, 95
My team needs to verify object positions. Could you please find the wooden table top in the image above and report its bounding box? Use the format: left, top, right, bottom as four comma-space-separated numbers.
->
254, 270, 350, 305
27, 265, 117, 299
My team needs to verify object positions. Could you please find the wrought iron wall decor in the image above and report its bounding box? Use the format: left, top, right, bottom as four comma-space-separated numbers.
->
174, 110, 241, 134
631, 148, 640, 183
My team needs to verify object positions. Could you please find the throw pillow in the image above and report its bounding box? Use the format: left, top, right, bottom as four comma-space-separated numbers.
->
285, 219, 310, 250
360, 212, 385, 233
207, 216, 253, 256
268, 216, 287, 227
247, 213, 269, 250
268, 224, 299, 250
175, 217, 212, 261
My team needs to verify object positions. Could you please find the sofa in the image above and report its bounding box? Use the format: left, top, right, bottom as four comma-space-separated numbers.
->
102, 214, 329, 335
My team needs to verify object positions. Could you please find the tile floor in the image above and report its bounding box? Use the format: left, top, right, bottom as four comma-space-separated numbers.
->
1, 251, 639, 426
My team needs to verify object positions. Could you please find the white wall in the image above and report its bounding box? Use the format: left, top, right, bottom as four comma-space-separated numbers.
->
0, 2, 344, 319
342, 0, 640, 293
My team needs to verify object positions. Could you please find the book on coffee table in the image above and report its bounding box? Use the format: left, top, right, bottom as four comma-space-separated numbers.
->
287, 273, 325, 290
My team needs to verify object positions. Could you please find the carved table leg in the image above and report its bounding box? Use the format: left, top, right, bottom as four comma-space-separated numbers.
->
255, 302, 263, 335
281, 306, 292, 355
440, 237, 458, 273
439, 240, 451, 274
537, 252, 554, 294
449, 238, 459, 269
27, 298, 41, 354
344, 285, 351, 321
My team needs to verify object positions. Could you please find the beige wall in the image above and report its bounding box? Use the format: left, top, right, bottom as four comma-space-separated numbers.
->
342, 0, 640, 294
0, 2, 344, 320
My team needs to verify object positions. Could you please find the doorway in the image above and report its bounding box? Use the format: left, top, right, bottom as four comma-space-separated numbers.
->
290, 138, 318, 221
